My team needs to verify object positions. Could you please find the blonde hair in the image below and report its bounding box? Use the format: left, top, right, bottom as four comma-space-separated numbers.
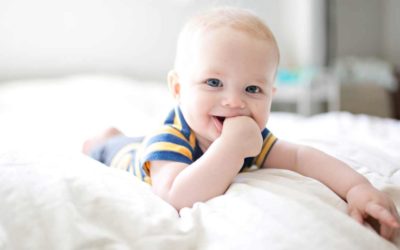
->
174, 7, 280, 72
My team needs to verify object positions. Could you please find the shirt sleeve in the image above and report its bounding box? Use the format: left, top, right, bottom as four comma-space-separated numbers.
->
138, 125, 195, 176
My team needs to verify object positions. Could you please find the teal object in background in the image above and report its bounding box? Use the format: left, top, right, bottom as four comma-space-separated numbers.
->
276, 67, 317, 86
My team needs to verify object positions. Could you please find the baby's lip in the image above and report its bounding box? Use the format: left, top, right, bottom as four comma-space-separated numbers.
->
212, 116, 225, 133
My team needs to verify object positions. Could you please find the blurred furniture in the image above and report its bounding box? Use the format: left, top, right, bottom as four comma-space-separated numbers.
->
338, 68, 400, 119
392, 68, 400, 119
339, 84, 394, 118
333, 57, 399, 119
273, 70, 340, 116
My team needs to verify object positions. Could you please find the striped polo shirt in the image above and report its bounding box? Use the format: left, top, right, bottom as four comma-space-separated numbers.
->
119, 106, 277, 184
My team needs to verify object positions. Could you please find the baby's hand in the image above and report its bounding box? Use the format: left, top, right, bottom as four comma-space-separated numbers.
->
346, 183, 400, 240
219, 116, 263, 158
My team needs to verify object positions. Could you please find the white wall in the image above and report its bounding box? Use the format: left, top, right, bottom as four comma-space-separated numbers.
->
0, 0, 326, 82
278, 0, 327, 68
2, 0, 399, 82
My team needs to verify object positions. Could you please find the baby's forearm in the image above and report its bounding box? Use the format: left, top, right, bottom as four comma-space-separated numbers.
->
166, 139, 245, 210
296, 146, 371, 200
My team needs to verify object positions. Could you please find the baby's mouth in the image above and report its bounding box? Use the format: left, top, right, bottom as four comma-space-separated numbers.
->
212, 116, 225, 133
216, 116, 225, 124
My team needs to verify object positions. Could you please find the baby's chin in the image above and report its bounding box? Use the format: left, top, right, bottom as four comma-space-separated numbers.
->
194, 133, 215, 152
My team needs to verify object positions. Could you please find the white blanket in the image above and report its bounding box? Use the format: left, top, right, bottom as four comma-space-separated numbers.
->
0, 75, 399, 249
1, 149, 399, 250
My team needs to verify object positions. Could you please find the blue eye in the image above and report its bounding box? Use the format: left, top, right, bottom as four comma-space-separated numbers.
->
246, 85, 261, 93
206, 78, 222, 87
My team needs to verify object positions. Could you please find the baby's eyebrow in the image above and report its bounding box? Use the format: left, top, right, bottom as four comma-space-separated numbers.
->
253, 78, 268, 85
202, 69, 224, 77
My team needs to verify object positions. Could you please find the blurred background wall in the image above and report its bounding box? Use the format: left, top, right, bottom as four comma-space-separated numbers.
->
1, 0, 399, 79
0, 0, 327, 81
1, 0, 399, 118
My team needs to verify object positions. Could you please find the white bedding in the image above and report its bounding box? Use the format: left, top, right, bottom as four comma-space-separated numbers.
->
0, 75, 399, 249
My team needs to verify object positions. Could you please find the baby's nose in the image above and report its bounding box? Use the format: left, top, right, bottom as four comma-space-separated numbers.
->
221, 93, 245, 109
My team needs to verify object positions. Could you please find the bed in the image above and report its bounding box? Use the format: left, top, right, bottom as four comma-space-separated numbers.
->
0, 75, 399, 249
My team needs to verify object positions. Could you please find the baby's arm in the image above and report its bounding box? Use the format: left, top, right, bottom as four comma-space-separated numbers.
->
264, 141, 400, 240
150, 116, 263, 210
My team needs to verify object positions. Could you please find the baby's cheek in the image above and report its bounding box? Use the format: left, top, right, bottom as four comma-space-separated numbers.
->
258, 113, 269, 130
252, 117, 266, 131
259, 121, 266, 131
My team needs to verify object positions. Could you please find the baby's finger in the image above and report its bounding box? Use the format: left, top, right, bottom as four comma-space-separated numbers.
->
365, 203, 400, 228
380, 224, 396, 240
349, 209, 364, 224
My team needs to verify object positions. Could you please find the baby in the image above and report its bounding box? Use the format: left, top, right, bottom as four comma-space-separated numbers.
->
84, 7, 399, 240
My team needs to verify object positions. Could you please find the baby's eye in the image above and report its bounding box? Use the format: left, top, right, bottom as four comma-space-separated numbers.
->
206, 78, 222, 87
246, 85, 261, 93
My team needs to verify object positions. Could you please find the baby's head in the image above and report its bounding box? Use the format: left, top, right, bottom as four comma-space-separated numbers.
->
173, 7, 280, 78
168, 7, 280, 150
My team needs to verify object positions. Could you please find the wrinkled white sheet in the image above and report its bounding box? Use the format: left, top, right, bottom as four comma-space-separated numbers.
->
0, 75, 399, 249
0, 149, 399, 250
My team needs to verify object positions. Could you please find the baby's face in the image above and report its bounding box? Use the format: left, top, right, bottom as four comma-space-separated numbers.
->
175, 27, 278, 150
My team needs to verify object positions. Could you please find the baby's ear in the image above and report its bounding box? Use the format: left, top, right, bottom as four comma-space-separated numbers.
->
167, 70, 181, 101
